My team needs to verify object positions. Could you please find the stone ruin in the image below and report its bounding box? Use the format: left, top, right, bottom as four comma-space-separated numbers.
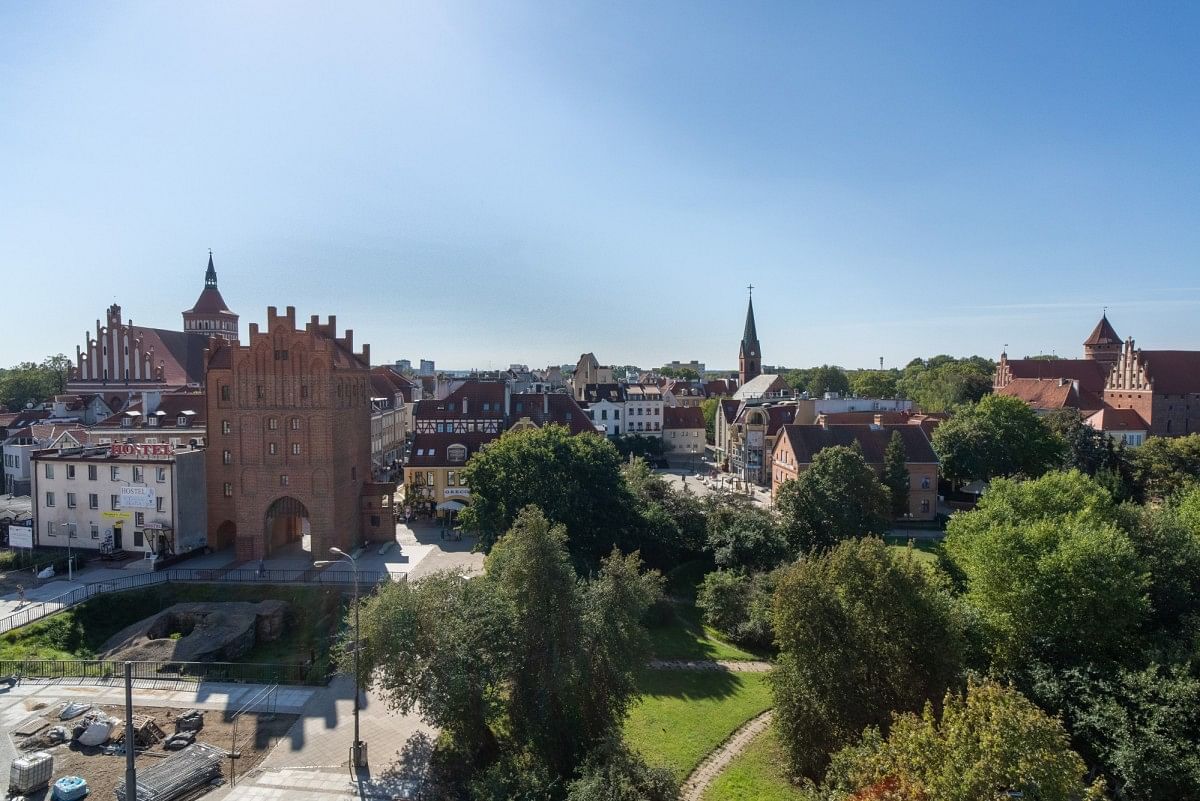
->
99, 600, 289, 663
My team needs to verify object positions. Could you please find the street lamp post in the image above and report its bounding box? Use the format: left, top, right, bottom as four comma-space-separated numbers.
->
315, 546, 366, 768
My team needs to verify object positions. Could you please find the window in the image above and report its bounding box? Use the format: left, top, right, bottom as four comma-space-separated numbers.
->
351, 466, 357, 480
371, 515, 380, 527
300, 385, 309, 400
90, 523, 99, 540
132, 466, 144, 483
274, 349, 289, 361
426, 471, 434, 485
156, 496, 164, 513
156, 467, 166, 482
88, 465, 97, 481
66, 464, 75, 479
921, 476, 931, 490
447, 471, 456, 487
269, 443, 278, 455
269, 417, 278, 430
88, 493, 98, 509
290, 417, 300, 430
223, 450, 232, 464
111, 494, 120, 510
280, 475, 289, 486
44, 463, 54, 479
256, 385, 265, 399
223, 482, 233, 497
614, 410, 620, 419
134, 529, 144, 548
135, 512, 144, 526
122, 417, 132, 428
920, 499, 930, 513
221, 385, 231, 404
47, 522, 56, 537
67, 492, 76, 508
291, 443, 301, 455
148, 416, 158, 427
45, 491, 55, 507
601, 409, 608, 420
222, 420, 232, 435
111, 466, 120, 481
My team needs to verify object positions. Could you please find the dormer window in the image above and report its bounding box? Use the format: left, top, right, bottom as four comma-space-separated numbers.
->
148, 416, 158, 427
448, 445, 467, 463
122, 417, 132, 428
177, 416, 187, 426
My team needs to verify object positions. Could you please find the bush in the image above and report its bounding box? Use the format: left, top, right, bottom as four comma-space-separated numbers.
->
566, 739, 678, 801
696, 569, 779, 651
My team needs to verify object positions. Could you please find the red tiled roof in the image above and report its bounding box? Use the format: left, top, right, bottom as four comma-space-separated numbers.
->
720, 398, 740, 424
1004, 359, 1109, 393
816, 411, 913, 425
0, 410, 50, 430
414, 380, 507, 420
778, 424, 938, 465
663, 406, 705, 430
705, 379, 738, 397
509, 393, 593, 436
407, 432, 496, 467
186, 286, 235, 316
1084, 315, 1120, 346
583, 383, 624, 404
1139, 351, 1200, 395
995, 378, 1078, 410
93, 392, 207, 429
1087, 407, 1147, 432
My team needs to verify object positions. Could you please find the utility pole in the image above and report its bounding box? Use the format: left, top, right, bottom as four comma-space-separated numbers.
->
124, 662, 136, 798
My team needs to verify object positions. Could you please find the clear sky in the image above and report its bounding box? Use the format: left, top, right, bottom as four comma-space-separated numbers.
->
2, 2, 1198, 372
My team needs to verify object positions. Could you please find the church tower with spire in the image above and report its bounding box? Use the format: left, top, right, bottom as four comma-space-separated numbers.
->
182, 251, 239, 341
739, 286, 762, 386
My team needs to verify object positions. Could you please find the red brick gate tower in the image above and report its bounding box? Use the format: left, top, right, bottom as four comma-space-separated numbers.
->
204, 307, 373, 562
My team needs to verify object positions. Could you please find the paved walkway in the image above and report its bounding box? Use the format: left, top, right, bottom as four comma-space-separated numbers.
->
679, 710, 775, 801
648, 659, 773, 673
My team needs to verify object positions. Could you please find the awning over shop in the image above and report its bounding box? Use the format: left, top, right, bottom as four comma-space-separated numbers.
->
436, 500, 467, 511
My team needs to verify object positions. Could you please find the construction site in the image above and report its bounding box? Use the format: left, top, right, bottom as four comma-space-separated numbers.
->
6, 692, 296, 801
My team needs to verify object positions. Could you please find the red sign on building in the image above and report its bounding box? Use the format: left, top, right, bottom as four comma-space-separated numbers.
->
109, 443, 174, 458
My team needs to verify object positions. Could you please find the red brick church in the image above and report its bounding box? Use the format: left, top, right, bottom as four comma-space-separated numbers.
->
995, 314, 1200, 446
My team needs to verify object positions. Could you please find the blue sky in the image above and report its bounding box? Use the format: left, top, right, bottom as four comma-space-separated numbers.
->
2, 2, 1198, 372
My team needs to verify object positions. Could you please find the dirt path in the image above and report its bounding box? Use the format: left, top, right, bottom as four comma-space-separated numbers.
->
647, 659, 773, 673
678, 709, 774, 801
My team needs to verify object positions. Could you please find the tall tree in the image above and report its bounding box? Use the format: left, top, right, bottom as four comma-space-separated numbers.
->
459, 425, 635, 558
775, 445, 890, 553
771, 538, 966, 780
1127, 433, 1200, 501
896, 356, 993, 412
882, 431, 909, 517
945, 497, 1148, 672
353, 506, 662, 788
0, 354, 72, 411
931, 393, 1063, 483
848, 369, 899, 399
806, 364, 851, 398
699, 397, 719, 444
821, 680, 1105, 801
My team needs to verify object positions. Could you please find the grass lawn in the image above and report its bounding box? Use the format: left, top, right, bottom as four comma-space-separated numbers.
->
0, 583, 346, 678
647, 601, 769, 662
702, 724, 803, 801
883, 536, 941, 566
624, 669, 773, 782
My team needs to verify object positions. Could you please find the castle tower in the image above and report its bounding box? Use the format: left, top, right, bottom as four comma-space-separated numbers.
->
1083, 312, 1121, 368
182, 251, 239, 341
739, 286, 762, 386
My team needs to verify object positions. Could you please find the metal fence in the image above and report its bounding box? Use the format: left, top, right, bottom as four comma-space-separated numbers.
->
0, 565, 398, 635
0, 658, 314, 686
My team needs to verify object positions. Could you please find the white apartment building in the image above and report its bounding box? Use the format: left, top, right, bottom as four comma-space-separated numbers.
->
32, 444, 207, 558
621, 384, 664, 438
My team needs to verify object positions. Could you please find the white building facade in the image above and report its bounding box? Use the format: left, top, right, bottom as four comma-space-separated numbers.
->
31, 444, 207, 558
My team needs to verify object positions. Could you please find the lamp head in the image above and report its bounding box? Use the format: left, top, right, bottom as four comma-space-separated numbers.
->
329, 547, 347, 557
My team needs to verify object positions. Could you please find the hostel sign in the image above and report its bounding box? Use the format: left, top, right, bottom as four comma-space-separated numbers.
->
119, 486, 156, 509
109, 443, 174, 458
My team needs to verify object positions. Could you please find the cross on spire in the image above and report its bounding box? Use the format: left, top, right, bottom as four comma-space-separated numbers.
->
747, 283, 754, 297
